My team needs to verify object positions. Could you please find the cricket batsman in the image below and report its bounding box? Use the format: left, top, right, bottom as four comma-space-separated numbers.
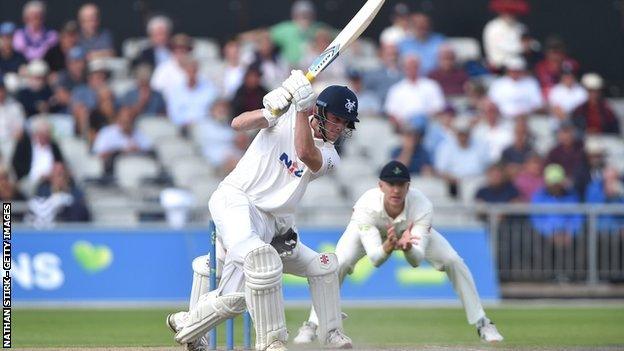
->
166, 70, 358, 351
293, 160, 504, 344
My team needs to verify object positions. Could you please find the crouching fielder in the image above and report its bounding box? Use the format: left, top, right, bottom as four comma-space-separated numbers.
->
294, 161, 504, 344
167, 70, 358, 351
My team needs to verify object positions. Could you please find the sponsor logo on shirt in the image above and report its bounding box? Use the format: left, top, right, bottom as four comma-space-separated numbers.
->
279, 153, 304, 177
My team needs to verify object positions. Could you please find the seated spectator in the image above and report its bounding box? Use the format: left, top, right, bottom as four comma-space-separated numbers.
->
488, 57, 543, 120
472, 99, 514, 163
530, 163, 583, 241
423, 105, 456, 158
428, 45, 469, 97
482, 0, 529, 71
571, 73, 621, 135
391, 121, 433, 175
397, 12, 445, 75
346, 69, 381, 117
0, 22, 27, 74
0, 80, 25, 165
574, 138, 606, 201
520, 28, 542, 70
301, 28, 346, 85
164, 57, 218, 131
501, 118, 534, 176
513, 152, 544, 202
548, 66, 587, 120
435, 118, 490, 197
77, 3, 114, 60
199, 99, 243, 175
475, 163, 520, 203
151, 33, 193, 94
534, 36, 580, 97
11, 116, 64, 186
585, 167, 624, 231
231, 64, 269, 117
34, 162, 90, 222
461, 80, 487, 116
244, 29, 289, 90
16, 60, 56, 117
71, 59, 116, 138
134, 15, 172, 68
92, 106, 152, 174
384, 54, 445, 130
380, 3, 411, 46
52, 46, 87, 112
44, 21, 80, 74
363, 43, 403, 105
545, 121, 587, 177
0, 166, 27, 220
12, 1, 58, 61
121, 64, 165, 116
220, 39, 246, 99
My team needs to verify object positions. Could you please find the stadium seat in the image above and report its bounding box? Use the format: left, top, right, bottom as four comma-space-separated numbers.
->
410, 176, 449, 201
121, 37, 149, 61
169, 156, 214, 188
349, 175, 381, 201
193, 37, 221, 60
110, 78, 137, 98
189, 177, 222, 205
58, 137, 90, 176
137, 116, 178, 140
114, 155, 160, 189
335, 156, 377, 183
154, 136, 198, 165
446, 37, 482, 63
95, 57, 130, 79
301, 177, 344, 207
459, 176, 486, 204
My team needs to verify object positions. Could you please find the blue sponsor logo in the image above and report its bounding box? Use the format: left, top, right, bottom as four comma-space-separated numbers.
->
279, 153, 304, 177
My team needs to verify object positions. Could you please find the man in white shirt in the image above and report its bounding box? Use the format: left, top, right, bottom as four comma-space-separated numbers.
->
92, 106, 152, 159
488, 57, 543, 119
150, 33, 192, 94
293, 161, 504, 344
548, 68, 588, 120
472, 99, 514, 163
167, 71, 358, 351
384, 54, 445, 129
483, 8, 526, 70
379, 3, 410, 46
0, 81, 25, 166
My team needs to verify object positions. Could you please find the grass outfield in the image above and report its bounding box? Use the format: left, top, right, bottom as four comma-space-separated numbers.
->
13, 306, 624, 349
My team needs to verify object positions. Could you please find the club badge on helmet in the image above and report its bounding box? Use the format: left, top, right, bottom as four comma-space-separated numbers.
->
314, 85, 359, 142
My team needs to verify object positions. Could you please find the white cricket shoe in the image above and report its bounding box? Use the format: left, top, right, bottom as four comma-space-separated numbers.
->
266, 340, 288, 351
293, 321, 317, 344
184, 334, 209, 351
478, 321, 504, 342
166, 311, 188, 332
325, 329, 352, 349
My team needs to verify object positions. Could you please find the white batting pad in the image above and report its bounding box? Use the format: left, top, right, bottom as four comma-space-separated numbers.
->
244, 244, 288, 350
175, 292, 246, 344
306, 253, 343, 344
190, 255, 211, 310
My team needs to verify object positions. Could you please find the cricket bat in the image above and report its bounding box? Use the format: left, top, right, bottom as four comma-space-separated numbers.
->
272, 0, 386, 115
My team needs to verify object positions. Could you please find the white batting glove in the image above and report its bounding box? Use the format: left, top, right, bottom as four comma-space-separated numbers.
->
282, 70, 315, 112
262, 86, 292, 122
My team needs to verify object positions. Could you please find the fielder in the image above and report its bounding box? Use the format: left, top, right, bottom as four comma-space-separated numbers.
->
293, 160, 504, 344
167, 70, 358, 351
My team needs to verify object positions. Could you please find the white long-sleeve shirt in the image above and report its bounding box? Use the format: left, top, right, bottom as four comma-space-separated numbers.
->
483, 17, 524, 69
488, 75, 544, 119
384, 77, 445, 122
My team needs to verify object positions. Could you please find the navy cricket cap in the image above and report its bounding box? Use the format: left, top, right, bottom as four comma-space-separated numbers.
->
316, 85, 359, 124
379, 161, 410, 183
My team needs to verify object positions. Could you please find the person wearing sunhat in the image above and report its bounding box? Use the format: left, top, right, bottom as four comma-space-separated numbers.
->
570, 73, 621, 135
293, 160, 504, 344
16, 59, 55, 117
483, 0, 530, 70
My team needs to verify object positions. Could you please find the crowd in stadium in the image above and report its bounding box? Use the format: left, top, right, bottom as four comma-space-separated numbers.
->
0, 0, 623, 230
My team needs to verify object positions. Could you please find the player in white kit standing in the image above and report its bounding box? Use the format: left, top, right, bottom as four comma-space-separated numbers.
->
167, 70, 358, 351
294, 160, 504, 344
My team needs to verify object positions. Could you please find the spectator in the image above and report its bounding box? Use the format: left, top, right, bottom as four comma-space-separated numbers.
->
380, 3, 411, 46
397, 12, 445, 75
482, 0, 529, 70
301, 29, 346, 85
92, 106, 152, 174
220, 39, 246, 99
428, 45, 469, 97
0, 22, 27, 74
71, 59, 116, 138
475, 163, 520, 203
0, 166, 27, 221
534, 36, 580, 97
44, 21, 80, 74
198, 99, 242, 175
391, 121, 433, 175
0, 80, 25, 165
472, 99, 514, 163
435, 118, 490, 197
574, 138, 607, 201
585, 167, 624, 231
501, 118, 534, 176
363, 43, 403, 105
134, 15, 172, 68
270, 0, 327, 66
52, 46, 87, 112
16, 59, 55, 117
77, 3, 114, 60
11, 116, 64, 185
346, 69, 381, 117
384, 54, 445, 130
519, 28, 542, 70
244, 29, 289, 90
423, 105, 456, 158
34, 162, 90, 222
513, 152, 544, 202
488, 57, 543, 120
462, 80, 487, 116
164, 57, 218, 130
121, 64, 166, 116
151, 33, 193, 94
231, 64, 268, 117
571, 73, 621, 135
12, 1, 58, 61
545, 121, 587, 178
548, 66, 588, 120
530, 163, 583, 241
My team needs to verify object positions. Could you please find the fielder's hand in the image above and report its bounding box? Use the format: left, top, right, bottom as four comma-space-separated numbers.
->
263, 86, 292, 117
396, 222, 420, 251
282, 70, 315, 112
383, 224, 398, 254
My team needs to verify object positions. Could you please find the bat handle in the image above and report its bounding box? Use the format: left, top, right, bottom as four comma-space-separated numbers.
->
270, 71, 316, 116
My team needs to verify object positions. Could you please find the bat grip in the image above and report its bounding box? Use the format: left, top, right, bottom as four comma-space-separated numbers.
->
270, 71, 316, 116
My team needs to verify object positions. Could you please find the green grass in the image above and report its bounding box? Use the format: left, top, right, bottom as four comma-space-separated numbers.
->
13, 306, 624, 349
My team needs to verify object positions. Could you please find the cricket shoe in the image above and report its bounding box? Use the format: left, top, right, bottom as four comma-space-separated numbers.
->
265, 340, 288, 351
477, 319, 504, 342
184, 334, 209, 351
293, 321, 317, 344
325, 329, 352, 349
166, 311, 189, 333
